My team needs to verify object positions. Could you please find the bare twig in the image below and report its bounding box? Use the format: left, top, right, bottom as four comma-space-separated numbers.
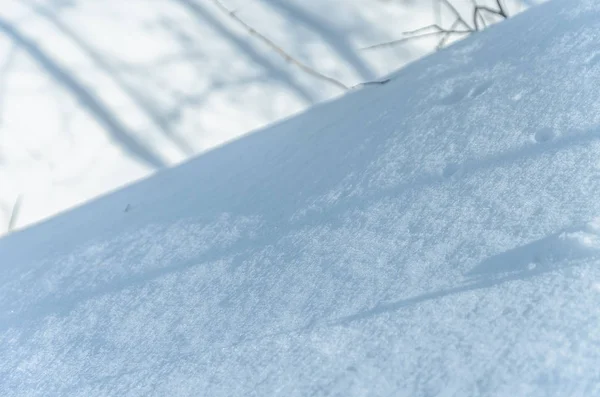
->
403, 24, 470, 36
368, 0, 509, 51
476, 5, 506, 19
473, 2, 509, 31
440, 0, 474, 31
496, 0, 508, 18
211, 0, 348, 91
353, 78, 391, 88
470, 0, 485, 31
364, 24, 470, 51
436, 20, 465, 49
7, 194, 22, 233
364, 30, 462, 51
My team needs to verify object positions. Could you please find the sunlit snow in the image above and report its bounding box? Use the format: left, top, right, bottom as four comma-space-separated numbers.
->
2, 0, 600, 396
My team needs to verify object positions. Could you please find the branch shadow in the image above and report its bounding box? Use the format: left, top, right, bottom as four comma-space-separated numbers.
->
0, 42, 17, 127
3, 24, 600, 334
0, 16, 166, 169
173, 0, 317, 104
335, 224, 600, 326
261, 0, 376, 81
0, 246, 236, 332
25, 1, 196, 157
5, 116, 598, 332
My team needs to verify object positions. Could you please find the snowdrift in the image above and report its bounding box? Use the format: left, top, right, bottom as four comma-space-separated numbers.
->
2, 0, 600, 395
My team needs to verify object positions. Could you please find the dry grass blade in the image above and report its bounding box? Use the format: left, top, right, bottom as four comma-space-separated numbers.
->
8, 194, 22, 233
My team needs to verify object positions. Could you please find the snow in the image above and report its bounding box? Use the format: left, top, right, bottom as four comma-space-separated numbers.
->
0, 0, 536, 232
3, 0, 600, 395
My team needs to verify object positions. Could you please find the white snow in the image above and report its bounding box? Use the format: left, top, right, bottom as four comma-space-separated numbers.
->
3, 0, 600, 396
0, 0, 536, 233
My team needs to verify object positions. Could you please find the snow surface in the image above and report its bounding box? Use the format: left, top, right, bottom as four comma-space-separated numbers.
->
0, 0, 535, 232
3, 0, 600, 395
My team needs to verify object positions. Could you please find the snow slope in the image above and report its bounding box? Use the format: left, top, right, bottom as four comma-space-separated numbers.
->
2, 0, 600, 395
0, 0, 535, 232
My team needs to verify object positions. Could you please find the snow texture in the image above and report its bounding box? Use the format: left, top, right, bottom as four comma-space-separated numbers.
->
2, 0, 600, 396
0, 0, 534, 232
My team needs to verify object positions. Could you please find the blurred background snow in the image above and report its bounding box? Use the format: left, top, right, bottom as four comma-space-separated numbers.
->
0, 0, 539, 234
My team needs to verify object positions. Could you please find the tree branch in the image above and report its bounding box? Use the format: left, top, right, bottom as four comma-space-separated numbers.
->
364, 24, 470, 51
368, 0, 509, 51
496, 0, 508, 18
436, 20, 465, 49
440, 0, 474, 31
211, 0, 348, 91
470, 0, 485, 31
476, 5, 506, 19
